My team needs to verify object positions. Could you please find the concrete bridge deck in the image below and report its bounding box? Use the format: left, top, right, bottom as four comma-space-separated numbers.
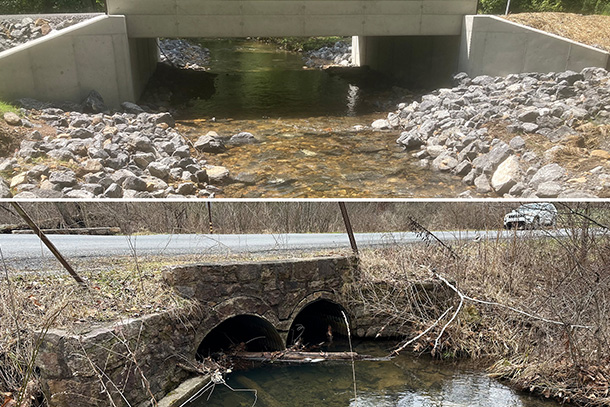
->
106, 0, 477, 37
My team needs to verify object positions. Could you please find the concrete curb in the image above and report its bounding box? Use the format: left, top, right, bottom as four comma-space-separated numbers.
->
158, 376, 211, 407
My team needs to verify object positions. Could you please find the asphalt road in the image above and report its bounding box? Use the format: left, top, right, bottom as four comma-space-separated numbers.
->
0, 229, 564, 264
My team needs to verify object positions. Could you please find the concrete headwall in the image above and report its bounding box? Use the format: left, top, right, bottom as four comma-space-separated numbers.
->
459, 15, 610, 77
0, 15, 148, 108
106, 0, 477, 37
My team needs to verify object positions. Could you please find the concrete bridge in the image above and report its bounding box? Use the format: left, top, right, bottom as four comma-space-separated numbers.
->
107, 0, 478, 98
1, 1, 608, 108
106, 0, 474, 38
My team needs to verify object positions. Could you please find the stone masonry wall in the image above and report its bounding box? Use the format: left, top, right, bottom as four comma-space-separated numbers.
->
36, 256, 357, 407
37, 309, 203, 407
163, 256, 357, 338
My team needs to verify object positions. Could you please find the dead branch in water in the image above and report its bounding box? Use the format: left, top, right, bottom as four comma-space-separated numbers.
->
232, 350, 387, 363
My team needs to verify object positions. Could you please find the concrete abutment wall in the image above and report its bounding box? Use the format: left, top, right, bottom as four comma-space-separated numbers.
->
0, 15, 141, 108
129, 38, 159, 102
458, 15, 610, 77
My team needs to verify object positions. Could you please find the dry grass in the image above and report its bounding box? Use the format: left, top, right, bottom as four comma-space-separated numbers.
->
0, 254, 193, 400
503, 13, 610, 52
353, 212, 610, 406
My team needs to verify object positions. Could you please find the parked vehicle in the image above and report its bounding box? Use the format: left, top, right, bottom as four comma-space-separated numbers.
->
503, 203, 557, 229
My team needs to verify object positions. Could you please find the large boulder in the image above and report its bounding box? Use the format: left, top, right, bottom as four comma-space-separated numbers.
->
205, 165, 230, 184
491, 155, 521, 194
82, 90, 107, 114
537, 181, 562, 198
397, 130, 424, 149
229, 132, 257, 145
3, 112, 21, 126
194, 133, 226, 153
529, 163, 566, 188
48, 170, 77, 188
474, 174, 492, 194
121, 102, 145, 114
371, 119, 389, 130
431, 152, 458, 172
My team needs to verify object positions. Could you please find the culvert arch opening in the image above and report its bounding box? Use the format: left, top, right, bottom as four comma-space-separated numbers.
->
196, 315, 284, 360
287, 299, 349, 348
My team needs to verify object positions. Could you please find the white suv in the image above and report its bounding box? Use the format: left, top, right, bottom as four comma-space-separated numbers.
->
503, 203, 557, 230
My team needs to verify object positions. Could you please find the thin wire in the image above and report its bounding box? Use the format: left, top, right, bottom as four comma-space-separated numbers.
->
342, 311, 357, 405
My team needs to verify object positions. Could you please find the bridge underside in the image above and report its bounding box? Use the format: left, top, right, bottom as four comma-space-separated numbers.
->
353, 35, 461, 88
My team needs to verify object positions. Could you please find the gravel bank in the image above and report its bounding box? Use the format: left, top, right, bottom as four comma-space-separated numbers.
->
0, 93, 234, 199
0, 13, 100, 52
372, 68, 610, 198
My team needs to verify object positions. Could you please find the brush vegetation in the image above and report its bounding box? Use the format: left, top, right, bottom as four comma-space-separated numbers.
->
350, 207, 610, 406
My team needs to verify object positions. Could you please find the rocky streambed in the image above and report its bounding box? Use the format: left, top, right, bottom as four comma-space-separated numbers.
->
2, 36, 609, 199
373, 67, 610, 198
0, 96, 232, 199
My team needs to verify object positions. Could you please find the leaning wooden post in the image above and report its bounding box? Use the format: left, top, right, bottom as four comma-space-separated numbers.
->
207, 201, 214, 234
339, 202, 358, 255
10, 202, 87, 285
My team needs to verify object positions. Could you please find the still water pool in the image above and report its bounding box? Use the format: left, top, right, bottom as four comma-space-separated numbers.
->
174, 39, 475, 198
186, 341, 560, 407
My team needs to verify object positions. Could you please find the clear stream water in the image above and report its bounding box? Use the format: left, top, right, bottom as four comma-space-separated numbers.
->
186, 340, 561, 407
175, 39, 473, 198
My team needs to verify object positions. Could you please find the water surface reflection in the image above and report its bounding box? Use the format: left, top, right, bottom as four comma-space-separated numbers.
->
188, 341, 559, 407
176, 39, 475, 198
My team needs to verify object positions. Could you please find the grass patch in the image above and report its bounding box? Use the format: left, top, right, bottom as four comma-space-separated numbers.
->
0, 101, 19, 116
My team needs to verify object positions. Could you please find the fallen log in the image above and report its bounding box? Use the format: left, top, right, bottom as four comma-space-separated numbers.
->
233, 350, 390, 363
13, 227, 121, 235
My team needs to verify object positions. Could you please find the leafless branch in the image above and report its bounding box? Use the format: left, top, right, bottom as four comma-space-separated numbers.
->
431, 270, 593, 330
392, 307, 453, 355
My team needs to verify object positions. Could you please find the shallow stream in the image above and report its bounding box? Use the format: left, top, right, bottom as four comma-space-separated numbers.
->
186, 341, 561, 407
175, 39, 472, 198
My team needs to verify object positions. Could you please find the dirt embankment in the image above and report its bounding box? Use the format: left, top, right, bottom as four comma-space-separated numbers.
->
503, 12, 610, 52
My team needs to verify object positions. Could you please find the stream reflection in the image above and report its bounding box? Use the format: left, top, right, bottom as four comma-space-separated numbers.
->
174, 39, 476, 198
187, 341, 560, 407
